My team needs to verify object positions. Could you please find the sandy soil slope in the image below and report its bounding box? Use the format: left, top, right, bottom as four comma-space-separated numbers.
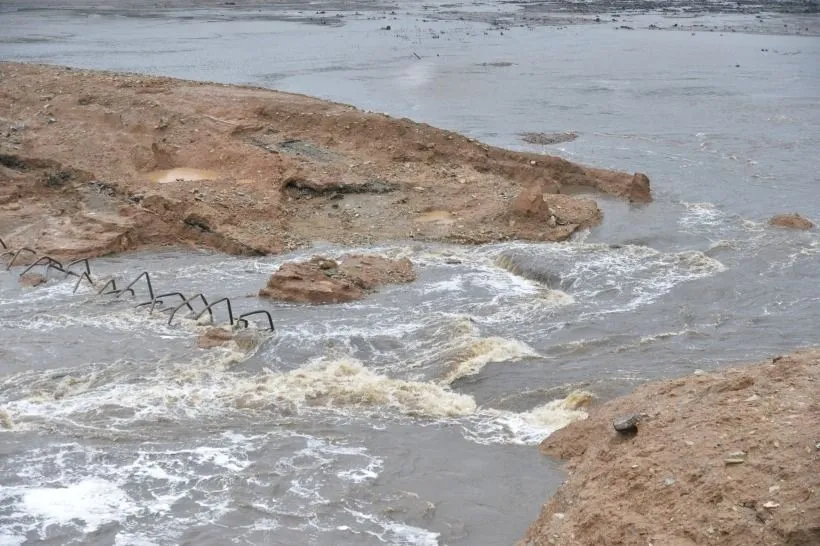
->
521, 349, 820, 546
0, 62, 649, 260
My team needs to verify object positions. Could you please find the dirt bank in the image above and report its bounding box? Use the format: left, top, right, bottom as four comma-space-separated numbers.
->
0, 62, 649, 261
521, 349, 820, 546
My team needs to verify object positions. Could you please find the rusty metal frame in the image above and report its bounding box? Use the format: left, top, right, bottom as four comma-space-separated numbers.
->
168, 293, 212, 326
194, 297, 234, 325
5, 248, 37, 269
236, 310, 275, 332
45, 261, 80, 280
135, 292, 195, 315
115, 271, 154, 301
66, 258, 91, 277
19, 256, 62, 277
97, 278, 135, 297
72, 272, 94, 293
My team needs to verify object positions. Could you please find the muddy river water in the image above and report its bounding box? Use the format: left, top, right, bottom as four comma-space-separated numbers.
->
1, 2, 819, 545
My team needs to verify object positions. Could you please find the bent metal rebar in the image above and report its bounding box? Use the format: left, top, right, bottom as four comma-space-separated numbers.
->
2, 238, 276, 333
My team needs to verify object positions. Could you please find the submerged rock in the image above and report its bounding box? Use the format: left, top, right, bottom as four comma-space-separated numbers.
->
197, 327, 233, 349
19, 273, 47, 287
260, 254, 415, 304
769, 213, 814, 230
519, 131, 578, 146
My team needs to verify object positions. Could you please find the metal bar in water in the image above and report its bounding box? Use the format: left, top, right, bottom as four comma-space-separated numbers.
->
238, 310, 275, 331
6, 248, 37, 269
194, 297, 234, 325
115, 271, 154, 301
168, 293, 212, 326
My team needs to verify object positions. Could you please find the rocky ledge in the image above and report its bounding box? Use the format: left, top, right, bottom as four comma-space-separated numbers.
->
259, 254, 416, 304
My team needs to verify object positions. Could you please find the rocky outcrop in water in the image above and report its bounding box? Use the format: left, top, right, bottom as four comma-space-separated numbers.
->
19, 273, 47, 287
580, 169, 652, 203
259, 254, 415, 304
769, 213, 814, 230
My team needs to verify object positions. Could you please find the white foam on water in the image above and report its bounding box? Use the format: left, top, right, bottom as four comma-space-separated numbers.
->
347, 508, 441, 546
487, 240, 726, 317
0, 431, 282, 543
467, 391, 593, 446
424, 274, 465, 293
638, 329, 691, 345
236, 357, 478, 418
113, 533, 161, 546
20, 478, 138, 533
438, 335, 539, 385
0, 276, 81, 306
0, 531, 25, 546
0, 344, 258, 430
2, 307, 191, 338
678, 201, 725, 231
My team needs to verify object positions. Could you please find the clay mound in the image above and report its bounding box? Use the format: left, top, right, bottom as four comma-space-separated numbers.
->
769, 213, 814, 230
521, 349, 820, 546
259, 254, 415, 304
0, 62, 651, 259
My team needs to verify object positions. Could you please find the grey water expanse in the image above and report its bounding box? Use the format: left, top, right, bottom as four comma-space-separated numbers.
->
1, 1, 819, 544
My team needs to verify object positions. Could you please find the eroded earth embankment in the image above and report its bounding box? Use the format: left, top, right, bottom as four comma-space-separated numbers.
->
0, 62, 650, 261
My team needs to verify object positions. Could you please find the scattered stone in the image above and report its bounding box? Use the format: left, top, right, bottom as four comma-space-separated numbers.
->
663, 477, 676, 487
762, 501, 780, 509
613, 413, 644, 434
769, 213, 814, 230
724, 451, 746, 464
19, 273, 47, 287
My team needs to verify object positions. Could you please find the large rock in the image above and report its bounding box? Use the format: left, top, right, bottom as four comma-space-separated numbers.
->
627, 173, 651, 203
259, 254, 415, 304
515, 182, 601, 229
337, 254, 416, 289
514, 179, 557, 216
581, 168, 652, 203
769, 213, 814, 230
